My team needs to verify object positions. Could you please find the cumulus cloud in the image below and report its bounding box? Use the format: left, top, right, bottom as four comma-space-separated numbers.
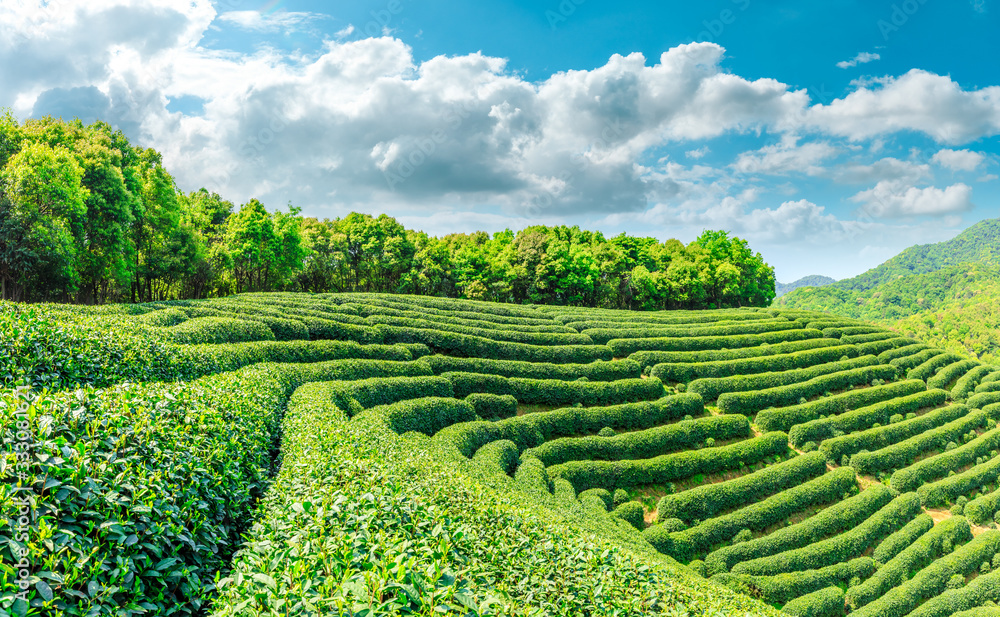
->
732, 135, 838, 176
931, 148, 985, 172
833, 157, 931, 185
686, 146, 710, 159
808, 70, 1000, 144
850, 181, 974, 218
836, 52, 880, 69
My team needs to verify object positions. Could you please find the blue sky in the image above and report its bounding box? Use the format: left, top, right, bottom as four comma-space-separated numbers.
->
3, 0, 1000, 282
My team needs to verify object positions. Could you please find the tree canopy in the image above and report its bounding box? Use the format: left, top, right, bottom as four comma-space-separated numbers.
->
0, 115, 776, 309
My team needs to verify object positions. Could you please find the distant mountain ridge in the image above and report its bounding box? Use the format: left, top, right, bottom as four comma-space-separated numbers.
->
776, 217, 1000, 363
775, 275, 836, 297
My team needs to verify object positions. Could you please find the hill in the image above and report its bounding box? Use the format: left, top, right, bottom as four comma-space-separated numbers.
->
7, 294, 1000, 616
775, 275, 837, 298
777, 218, 1000, 362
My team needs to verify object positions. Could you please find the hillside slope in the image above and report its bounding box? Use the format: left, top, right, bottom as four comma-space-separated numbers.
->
775, 275, 837, 298
6, 295, 1000, 616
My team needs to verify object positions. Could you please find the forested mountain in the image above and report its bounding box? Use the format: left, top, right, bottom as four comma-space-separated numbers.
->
777, 219, 1000, 362
775, 274, 836, 297
0, 114, 775, 309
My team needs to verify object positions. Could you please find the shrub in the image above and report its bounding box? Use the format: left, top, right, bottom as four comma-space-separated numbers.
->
583, 318, 803, 345
908, 566, 1000, 617
464, 393, 518, 420
366, 313, 594, 346
650, 345, 858, 384
610, 501, 645, 531
877, 343, 932, 363
423, 355, 641, 381
871, 513, 935, 565
339, 375, 454, 411
606, 328, 824, 356
952, 365, 995, 402
598, 426, 616, 437
689, 355, 875, 401
613, 488, 629, 507
441, 371, 664, 406
917, 449, 1000, 508
909, 354, 968, 382
782, 586, 846, 617
755, 379, 927, 433
733, 529, 753, 544
165, 316, 276, 344
547, 432, 789, 493
965, 483, 1000, 524
892, 425, 1000, 494
928, 359, 982, 391
717, 363, 900, 415
967, 390, 1000, 410
714, 557, 874, 606
627, 337, 840, 369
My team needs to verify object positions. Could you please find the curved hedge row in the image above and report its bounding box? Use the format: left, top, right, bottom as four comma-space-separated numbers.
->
526, 414, 749, 467
718, 363, 900, 416
366, 314, 593, 346
366, 396, 478, 436
730, 492, 923, 576
871, 513, 935, 564
918, 449, 1000, 507
339, 375, 455, 411
338, 293, 551, 324
850, 529, 1000, 617
950, 365, 994, 402
975, 381, 1000, 394
356, 301, 574, 333
628, 338, 840, 369
818, 397, 962, 464
890, 348, 946, 373
846, 515, 972, 610
968, 390, 1000, 409
546, 431, 789, 493
790, 389, 949, 448
909, 565, 1000, 617
714, 557, 874, 606
655, 451, 828, 525
651, 345, 858, 384
583, 319, 803, 345
164, 316, 276, 344
755, 380, 927, 433
909, 353, 968, 382
554, 310, 766, 327
422, 355, 640, 382
377, 324, 612, 363
856, 336, 916, 357
440, 371, 664, 406
464, 393, 518, 420
847, 407, 982, 476
927, 359, 981, 390
647, 467, 856, 564
782, 586, 846, 617
606, 328, 823, 356
690, 355, 875, 402
892, 425, 1000, 494
822, 325, 885, 338
434, 394, 705, 458
702, 482, 891, 576
566, 316, 781, 333
610, 501, 645, 530
840, 331, 902, 344
878, 343, 932, 363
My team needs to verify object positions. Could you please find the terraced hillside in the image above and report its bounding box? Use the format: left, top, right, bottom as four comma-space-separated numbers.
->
5, 294, 1000, 616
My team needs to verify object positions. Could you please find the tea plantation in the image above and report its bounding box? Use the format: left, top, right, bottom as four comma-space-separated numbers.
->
5, 293, 1000, 616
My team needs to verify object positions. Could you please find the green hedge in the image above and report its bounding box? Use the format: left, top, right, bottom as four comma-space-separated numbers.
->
139, 307, 188, 327
975, 381, 1000, 394
782, 586, 846, 617
357, 302, 574, 333
714, 558, 874, 606
164, 316, 276, 344
846, 516, 972, 610
892, 425, 1000, 494
819, 398, 963, 464
627, 338, 840, 369
655, 451, 827, 525
890, 348, 946, 373
730, 492, 922, 576
422, 355, 640, 381
822, 325, 885, 338
546, 432, 789, 493
299, 316, 383, 344
340, 375, 455, 410
650, 345, 858, 384
366, 314, 593, 346
434, 394, 705, 458
701, 482, 892, 576
610, 501, 645, 531
841, 331, 901, 344
378, 324, 612, 363
857, 336, 917, 356
850, 529, 1000, 617
877, 342, 931, 363
556, 311, 767, 327
647, 466, 856, 564
917, 447, 1000, 507
366, 396, 478, 436
440, 371, 664, 406
584, 319, 803, 345
968, 390, 1000, 409
343, 294, 553, 325
690, 355, 876, 402
909, 566, 1000, 617
526, 414, 749, 467
790, 389, 948, 448
964, 483, 1000, 525
847, 407, 982, 476
950, 365, 994, 402
926, 359, 981, 390
755, 380, 927, 433
606, 328, 823, 356
464, 393, 518, 420
717, 363, 900, 415
871, 513, 935, 565
909, 353, 968, 382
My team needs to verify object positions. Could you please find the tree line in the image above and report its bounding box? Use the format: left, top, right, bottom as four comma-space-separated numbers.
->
0, 114, 776, 309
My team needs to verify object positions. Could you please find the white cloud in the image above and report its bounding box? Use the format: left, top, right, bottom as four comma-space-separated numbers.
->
834, 157, 930, 185
807, 70, 1000, 144
686, 146, 710, 159
850, 181, 974, 218
732, 135, 838, 176
836, 52, 881, 69
931, 148, 985, 172
218, 10, 325, 33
